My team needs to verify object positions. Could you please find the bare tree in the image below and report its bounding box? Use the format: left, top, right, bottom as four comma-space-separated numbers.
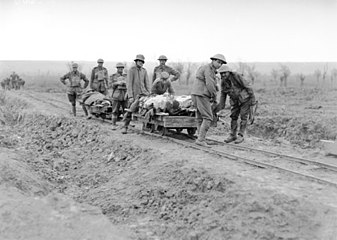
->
331, 68, 337, 87
322, 63, 328, 85
279, 64, 291, 87
314, 69, 321, 85
271, 69, 278, 82
298, 73, 305, 87
238, 62, 249, 76
245, 64, 259, 85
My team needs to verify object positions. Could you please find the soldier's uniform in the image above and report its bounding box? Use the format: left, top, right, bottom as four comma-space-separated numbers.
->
152, 55, 180, 82
17, 78, 25, 89
0, 80, 5, 90
122, 54, 150, 134
191, 54, 227, 147
110, 74, 127, 129
218, 65, 256, 144
60, 64, 89, 116
90, 59, 108, 95
151, 72, 175, 95
10, 72, 19, 90
4, 78, 10, 90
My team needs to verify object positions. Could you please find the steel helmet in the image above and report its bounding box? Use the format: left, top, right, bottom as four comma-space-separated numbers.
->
97, 58, 104, 63
210, 54, 227, 64
158, 55, 168, 61
134, 54, 145, 62
116, 62, 124, 68
72, 62, 78, 68
217, 65, 232, 73
161, 71, 169, 79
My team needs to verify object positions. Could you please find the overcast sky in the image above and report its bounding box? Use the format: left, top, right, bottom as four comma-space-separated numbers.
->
0, 0, 336, 62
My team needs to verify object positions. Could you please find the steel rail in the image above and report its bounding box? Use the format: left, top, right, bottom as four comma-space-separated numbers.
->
136, 129, 337, 188
205, 137, 337, 172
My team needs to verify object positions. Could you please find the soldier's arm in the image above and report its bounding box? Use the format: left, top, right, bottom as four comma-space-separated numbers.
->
126, 69, 134, 99
60, 73, 69, 85
204, 67, 217, 99
152, 67, 157, 82
81, 73, 89, 89
104, 68, 109, 86
168, 81, 175, 95
144, 69, 150, 94
238, 74, 256, 104
169, 66, 180, 82
90, 69, 95, 88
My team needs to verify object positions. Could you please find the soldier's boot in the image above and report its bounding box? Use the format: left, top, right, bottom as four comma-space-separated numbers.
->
234, 133, 244, 144
121, 118, 131, 134
224, 134, 237, 143
196, 119, 203, 136
82, 104, 88, 117
195, 119, 211, 148
111, 115, 118, 130
72, 105, 76, 117
234, 120, 247, 144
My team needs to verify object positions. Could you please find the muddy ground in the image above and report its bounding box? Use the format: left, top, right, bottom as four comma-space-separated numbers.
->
1, 89, 337, 240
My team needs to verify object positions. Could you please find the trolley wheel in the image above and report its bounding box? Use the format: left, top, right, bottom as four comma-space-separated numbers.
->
175, 128, 183, 134
187, 128, 196, 136
150, 123, 156, 133
142, 122, 148, 131
157, 126, 167, 136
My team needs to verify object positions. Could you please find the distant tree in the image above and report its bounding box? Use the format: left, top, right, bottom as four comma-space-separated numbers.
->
322, 63, 328, 85
279, 64, 291, 87
331, 68, 337, 86
237, 62, 248, 76
314, 69, 321, 85
245, 64, 259, 85
298, 73, 305, 87
271, 69, 278, 82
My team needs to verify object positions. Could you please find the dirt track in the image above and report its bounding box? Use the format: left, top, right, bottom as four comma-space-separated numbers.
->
1, 90, 337, 240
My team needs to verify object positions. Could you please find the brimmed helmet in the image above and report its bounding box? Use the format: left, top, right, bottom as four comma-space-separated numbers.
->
158, 55, 168, 61
210, 54, 227, 64
161, 71, 169, 79
72, 63, 78, 68
116, 62, 124, 68
97, 58, 104, 63
217, 65, 232, 73
134, 54, 145, 62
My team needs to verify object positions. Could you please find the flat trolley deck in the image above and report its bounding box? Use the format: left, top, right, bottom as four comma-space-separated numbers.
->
134, 112, 197, 136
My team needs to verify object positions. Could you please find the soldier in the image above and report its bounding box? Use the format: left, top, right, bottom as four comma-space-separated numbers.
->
152, 55, 180, 83
191, 54, 227, 147
90, 58, 108, 95
0, 80, 5, 90
151, 71, 175, 95
3, 78, 11, 90
17, 78, 25, 89
110, 63, 128, 130
60, 62, 89, 117
108, 62, 127, 94
217, 65, 256, 144
10, 71, 19, 90
121, 54, 150, 134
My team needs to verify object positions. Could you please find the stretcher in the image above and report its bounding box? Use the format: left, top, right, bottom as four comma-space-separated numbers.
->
133, 111, 197, 136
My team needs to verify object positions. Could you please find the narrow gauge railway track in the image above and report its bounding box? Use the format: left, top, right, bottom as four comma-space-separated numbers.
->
132, 127, 337, 188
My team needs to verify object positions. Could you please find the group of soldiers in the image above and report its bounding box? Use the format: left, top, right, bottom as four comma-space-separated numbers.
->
1, 72, 25, 90
60, 53, 256, 145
